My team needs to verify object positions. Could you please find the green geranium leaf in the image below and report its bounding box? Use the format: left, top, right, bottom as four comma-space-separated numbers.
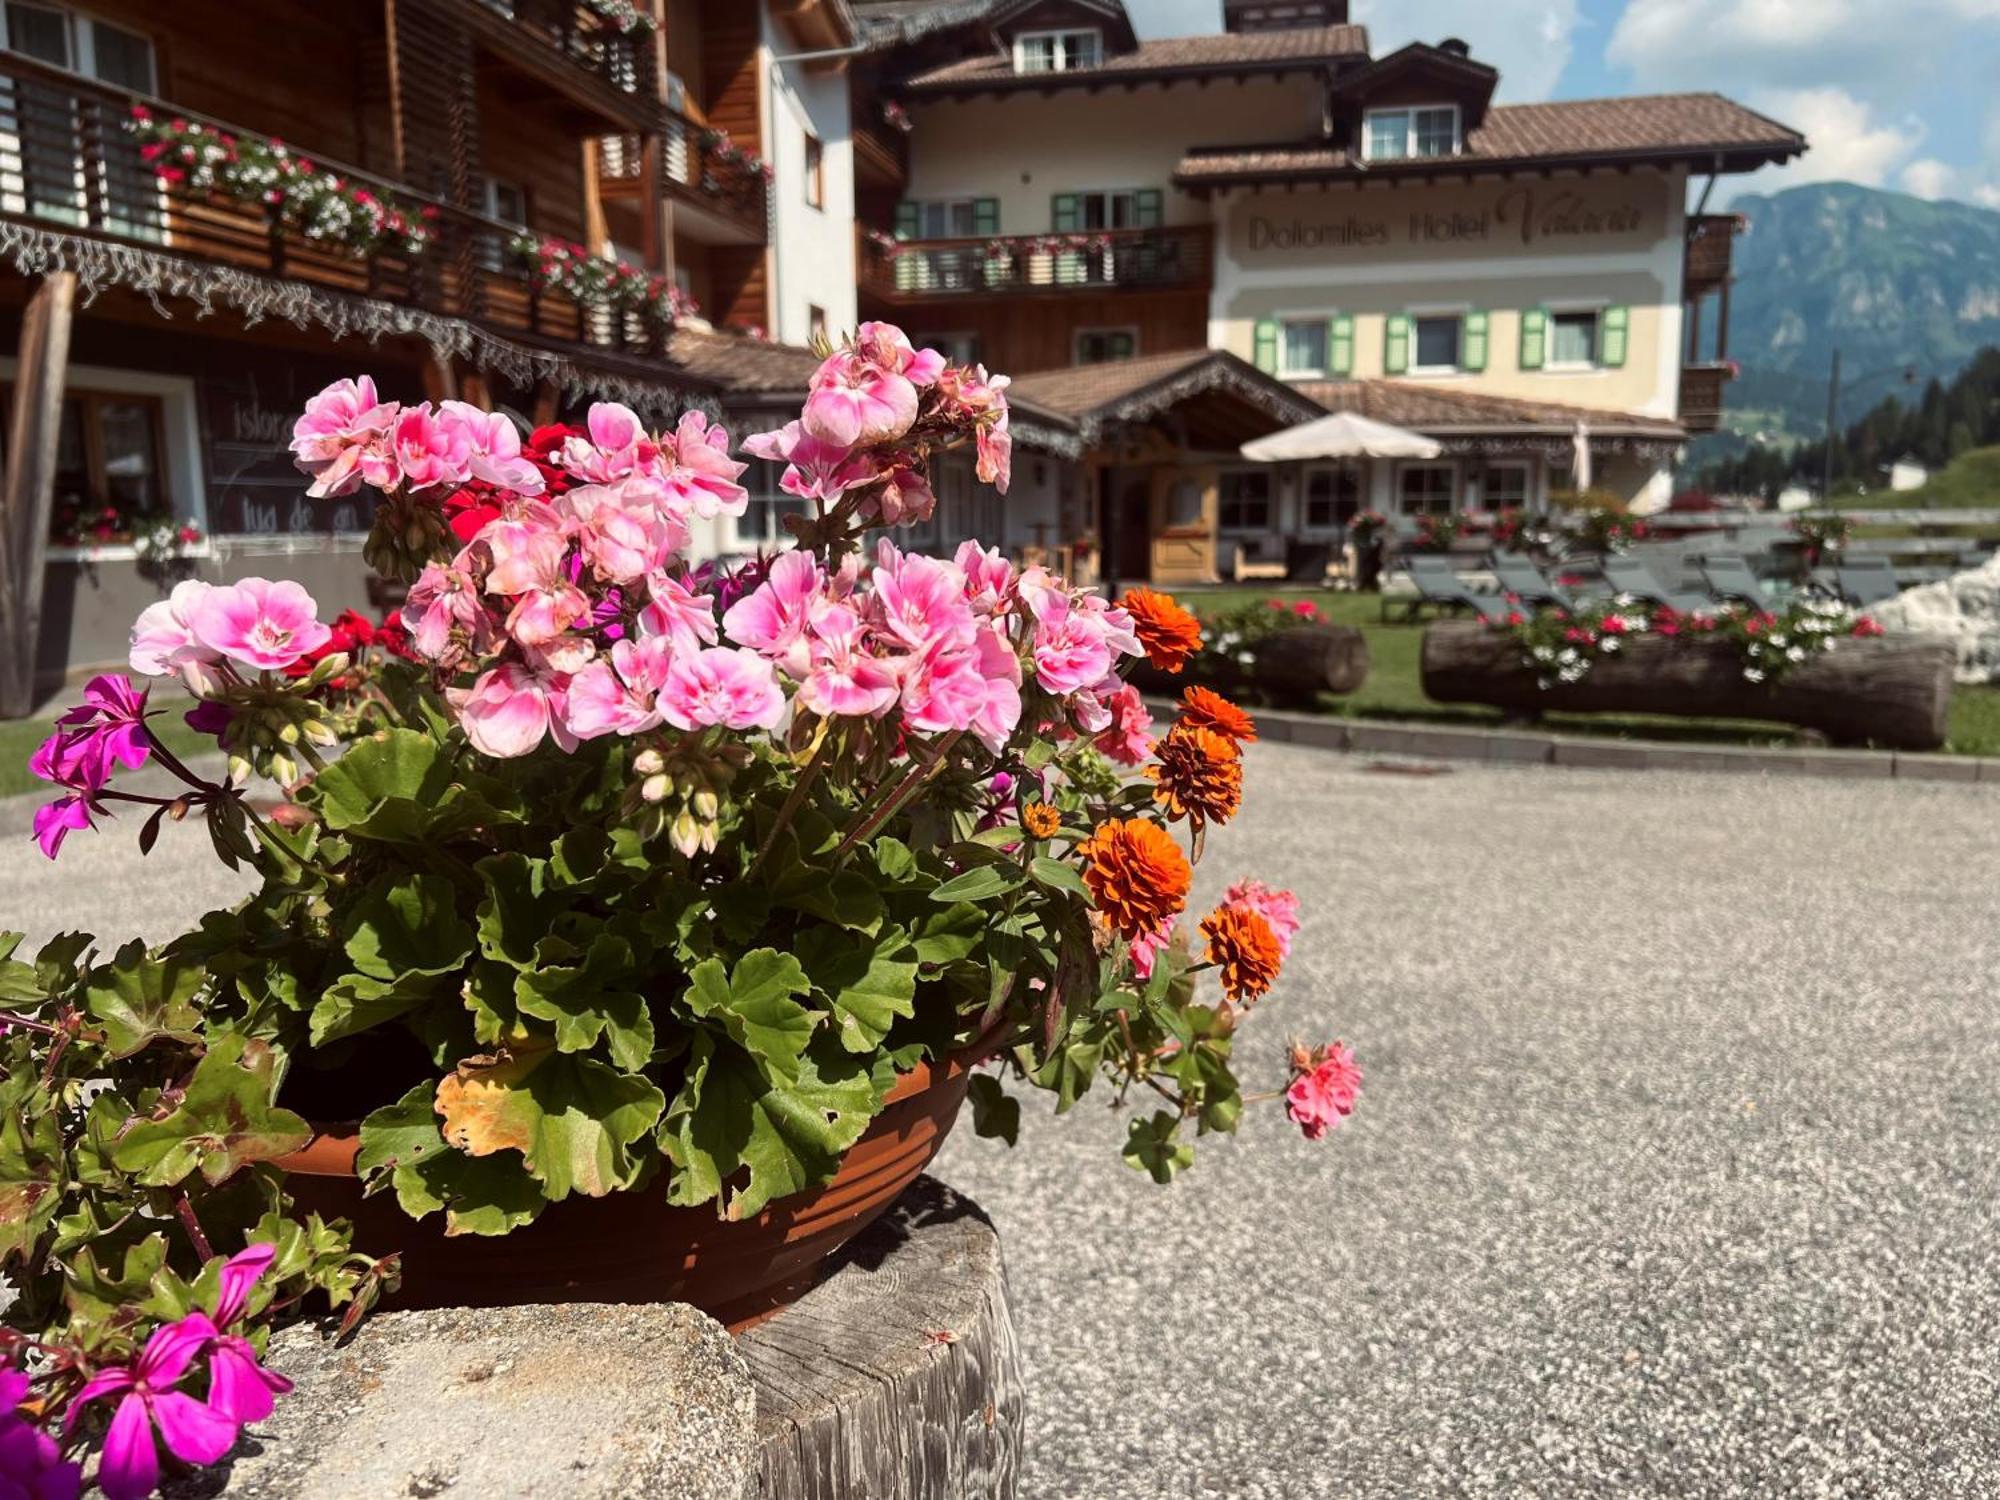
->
0, 1072, 64, 1266
434, 1045, 664, 1201
1028, 1034, 1104, 1114
1122, 1110, 1194, 1184
515, 933, 656, 1072
304, 728, 454, 841
64, 1235, 169, 1331
966, 1073, 1020, 1147
795, 926, 919, 1054
110, 1033, 311, 1187
34, 931, 94, 992
309, 972, 438, 1046
357, 1083, 545, 1237
774, 865, 885, 934
1028, 856, 1091, 898
82, 941, 205, 1059
0, 933, 41, 1007
342, 873, 473, 982
869, 836, 918, 884
909, 904, 986, 967
476, 853, 563, 970
659, 1033, 887, 1220
682, 949, 816, 1083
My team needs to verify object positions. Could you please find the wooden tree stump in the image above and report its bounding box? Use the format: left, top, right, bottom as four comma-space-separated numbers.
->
1421, 621, 1957, 750
1133, 624, 1370, 706
740, 1175, 1024, 1500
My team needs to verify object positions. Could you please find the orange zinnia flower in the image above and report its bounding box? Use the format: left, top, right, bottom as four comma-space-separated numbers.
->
1178, 686, 1257, 747
1148, 724, 1243, 829
1078, 817, 1192, 939
1120, 588, 1204, 673
1201, 903, 1283, 1004
1022, 802, 1061, 839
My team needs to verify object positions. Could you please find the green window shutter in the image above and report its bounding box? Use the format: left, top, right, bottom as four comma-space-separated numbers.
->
1051, 193, 1081, 231
1384, 314, 1411, 376
1463, 310, 1489, 373
1252, 319, 1279, 374
1134, 188, 1163, 228
1519, 308, 1547, 370
1328, 314, 1354, 378
973, 197, 1000, 236
893, 201, 920, 240
1601, 305, 1630, 368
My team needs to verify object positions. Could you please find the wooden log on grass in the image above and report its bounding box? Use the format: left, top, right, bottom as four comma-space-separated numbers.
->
1134, 624, 1370, 706
1420, 621, 1956, 750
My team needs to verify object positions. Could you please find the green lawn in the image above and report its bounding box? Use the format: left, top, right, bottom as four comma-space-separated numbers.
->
1851, 445, 2000, 511
1181, 587, 2000, 757
0, 708, 219, 800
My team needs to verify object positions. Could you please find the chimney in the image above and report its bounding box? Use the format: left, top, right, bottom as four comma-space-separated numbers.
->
1222, 0, 1348, 32
1438, 37, 1472, 57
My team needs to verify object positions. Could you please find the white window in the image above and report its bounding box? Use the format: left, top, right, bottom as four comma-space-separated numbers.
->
1479, 463, 1531, 510
1014, 28, 1102, 74
912, 198, 980, 238
1218, 470, 1273, 531
1363, 104, 1460, 161
1412, 314, 1463, 374
1077, 189, 1141, 230
1075, 328, 1136, 364
1548, 309, 1601, 369
803, 131, 824, 210
1279, 318, 1330, 378
730, 458, 810, 555
1398, 463, 1457, 517
2, 3, 158, 236
482, 178, 528, 225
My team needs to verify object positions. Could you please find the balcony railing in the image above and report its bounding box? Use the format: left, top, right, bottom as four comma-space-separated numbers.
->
622, 111, 769, 241
1685, 213, 1739, 290
466, 0, 659, 121
858, 224, 1213, 301
0, 54, 677, 361
1679, 361, 1735, 433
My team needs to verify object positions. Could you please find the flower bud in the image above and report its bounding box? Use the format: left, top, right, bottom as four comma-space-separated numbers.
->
227, 755, 254, 786
670, 809, 702, 857
640, 773, 670, 804
633, 748, 665, 776
692, 788, 719, 820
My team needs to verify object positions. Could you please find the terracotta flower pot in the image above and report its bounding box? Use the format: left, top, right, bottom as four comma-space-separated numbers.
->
274, 1046, 983, 1331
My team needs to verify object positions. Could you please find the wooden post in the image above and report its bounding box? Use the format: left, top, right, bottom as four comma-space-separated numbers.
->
0, 272, 77, 717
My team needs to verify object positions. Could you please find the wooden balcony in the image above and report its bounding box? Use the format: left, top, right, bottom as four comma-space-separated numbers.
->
1679, 361, 1735, 433
455, 0, 660, 132
0, 55, 678, 364
852, 104, 910, 186
858, 224, 1213, 303
1685, 213, 1739, 292
607, 110, 768, 244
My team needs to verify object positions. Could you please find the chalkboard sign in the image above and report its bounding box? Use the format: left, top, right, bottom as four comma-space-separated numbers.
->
199, 362, 390, 537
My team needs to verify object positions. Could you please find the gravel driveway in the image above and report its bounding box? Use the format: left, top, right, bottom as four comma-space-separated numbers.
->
6, 745, 1998, 1498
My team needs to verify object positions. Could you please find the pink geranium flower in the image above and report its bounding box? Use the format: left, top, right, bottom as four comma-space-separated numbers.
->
655, 411, 749, 520
389, 403, 475, 491
566, 483, 674, 586
1093, 681, 1154, 767
954, 540, 1015, 614
440, 401, 545, 495
453, 660, 571, 758
403, 558, 490, 662
1029, 593, 1114, 696
870, 546, 975, 655
637, 573, 718, 654
721, 549, 823, 675
658, 646, 786, 732
797, 603, 899, 719
1129, 916, 1177, 980
802, 349, 919, 448
854, 321, 947, 389
289, 376, 398, 498
129, 580, 224, 693
1223, 879, 1300, 959
562, 402, 648, 484
189, 578, 332, 672
563, 635, 671, 739
483, 526, 589, 646
1285, 1043, 1361, 1142
743, 421, 875, 505
66, 1315, 238, 1500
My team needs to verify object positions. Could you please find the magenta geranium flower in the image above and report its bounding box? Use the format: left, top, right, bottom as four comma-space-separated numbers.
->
66, 1315, 238, 1500
2, 1365, 83, 1500
202, 1244, 294, 1426
189, 578, 332, 672
29, 731, 111, 860
54, 674, 152, 774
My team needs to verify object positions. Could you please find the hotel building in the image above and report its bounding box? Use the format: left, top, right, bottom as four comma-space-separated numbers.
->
850, 0, 1805, 584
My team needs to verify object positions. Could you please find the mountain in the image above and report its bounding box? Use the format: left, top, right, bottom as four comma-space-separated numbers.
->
1698, 182, 2000, 457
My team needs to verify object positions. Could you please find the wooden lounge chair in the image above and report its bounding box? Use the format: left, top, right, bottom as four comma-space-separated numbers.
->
1598, 554, 1713, 614
1697, 553, 1779, 614
1392, 555, 1519, 624
1489, 551, 1575, 611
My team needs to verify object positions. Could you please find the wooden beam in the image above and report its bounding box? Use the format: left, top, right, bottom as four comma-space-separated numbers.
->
0, 272, 77, 717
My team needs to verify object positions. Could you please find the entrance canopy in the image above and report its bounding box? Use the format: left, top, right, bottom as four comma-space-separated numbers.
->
1239, 410, 1442, 463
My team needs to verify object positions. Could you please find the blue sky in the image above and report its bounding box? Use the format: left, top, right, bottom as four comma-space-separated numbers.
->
1129, 0, 2000, 207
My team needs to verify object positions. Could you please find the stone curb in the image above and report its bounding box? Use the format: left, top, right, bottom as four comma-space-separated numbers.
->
1152, 700, 2000, 783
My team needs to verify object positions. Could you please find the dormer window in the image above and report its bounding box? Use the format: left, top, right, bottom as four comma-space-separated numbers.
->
1014, 28, 1102, 74
1363, 105, 1461, 161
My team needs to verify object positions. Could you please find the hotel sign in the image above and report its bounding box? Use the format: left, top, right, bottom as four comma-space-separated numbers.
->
1233, 177, 1667, 265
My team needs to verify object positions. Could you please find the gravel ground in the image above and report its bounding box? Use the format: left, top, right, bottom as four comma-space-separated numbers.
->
7, 746, 1999, 1498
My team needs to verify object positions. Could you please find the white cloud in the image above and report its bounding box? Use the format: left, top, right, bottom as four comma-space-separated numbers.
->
1740, 87, 1923, 191
1902, 158, 1958, 199
1351, 0, 1581, 101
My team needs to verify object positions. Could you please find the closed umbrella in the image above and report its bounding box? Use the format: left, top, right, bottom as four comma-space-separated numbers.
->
1571, 419, 1593, 493
1240, 411, 1442, 462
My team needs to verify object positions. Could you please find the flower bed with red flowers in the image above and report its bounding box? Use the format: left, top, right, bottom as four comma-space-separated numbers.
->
509, 236, 701, 327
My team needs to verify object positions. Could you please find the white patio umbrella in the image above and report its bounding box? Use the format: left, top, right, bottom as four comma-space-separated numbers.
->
1239, 410, 1442, 463
1570, 419, 1593, 492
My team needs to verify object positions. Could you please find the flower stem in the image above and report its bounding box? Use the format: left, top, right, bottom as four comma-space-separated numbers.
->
174, 1192, 214, 1262
747, 724, 834, 880
831, 730, 962, 864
